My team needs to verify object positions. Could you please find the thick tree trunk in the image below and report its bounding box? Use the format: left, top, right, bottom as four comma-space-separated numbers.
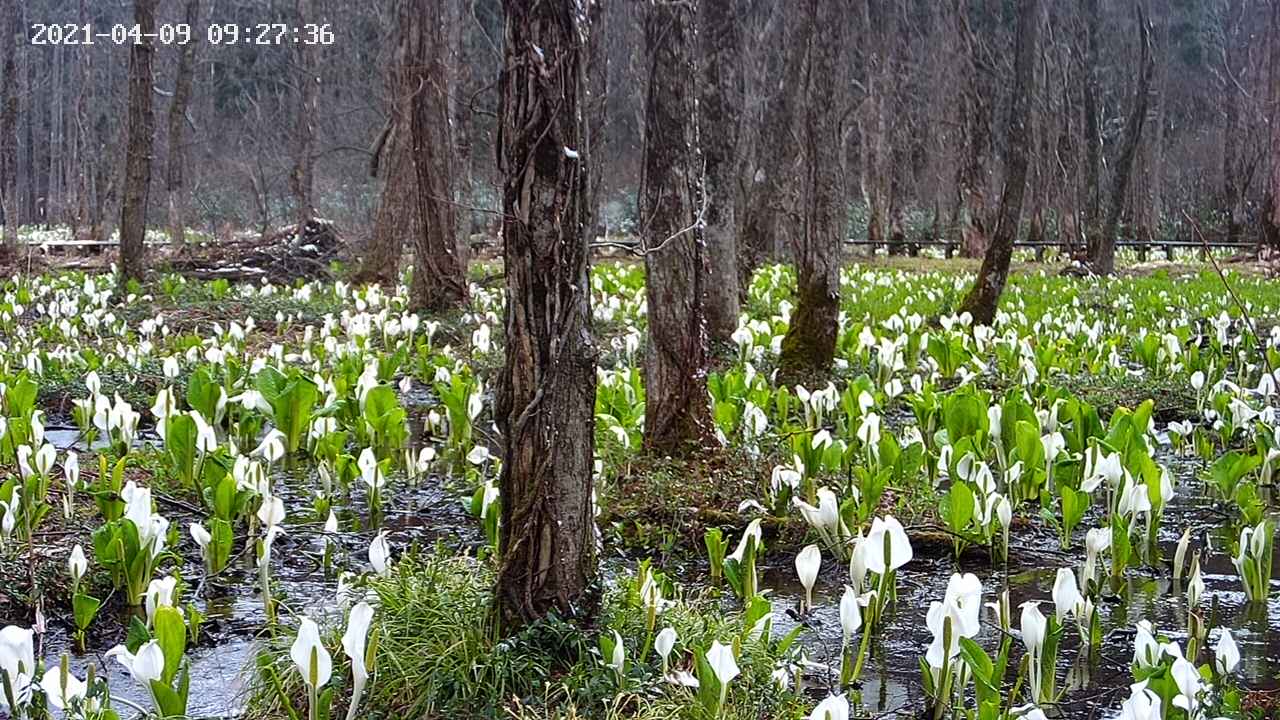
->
494, 0, 598, 631
119, 0, 158, 282
959, 0, 1039, 325
738, 9, 812, 294
642, 0, 715, 455
1091, 3, 1153, 276
166, 0, 200, 246
1265, 0, 1280, 251
698, 0, 743, 345
290, 0, 317, 232
778, 0, 844, 378
0, 0, 17, 247
408, 0, 468, 311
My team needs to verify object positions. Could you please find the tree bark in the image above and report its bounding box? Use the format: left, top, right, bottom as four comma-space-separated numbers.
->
119, 0, 158, 282
290, 0, 318, 232
494, 0, 598, 631
166, 0, 201, 245
1265, 0, 1280, 251
698, 0, 743, 345
1082, 0, 1102, 235
408, 0, 468, 311
778, 0, 844, 377
0, 0, 17, 247
955, 0, 994, 258
959, 0, 1040, 325
642, 0, 715, 455
360, 123, 416, 285
1090, 2, 1153, 276
738, 9, 812, 294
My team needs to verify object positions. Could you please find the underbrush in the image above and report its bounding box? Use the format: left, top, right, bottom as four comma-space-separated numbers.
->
245, 547, 808, 720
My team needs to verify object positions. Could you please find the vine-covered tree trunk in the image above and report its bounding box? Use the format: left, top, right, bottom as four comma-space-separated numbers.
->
738, 9, 812, 294
408, 0, 467, 311
642, 0, 715, 455
1091, 3, 1153, 275
698, 0, 743, 344
778, 0, 843, 378
290, 0, 317, 233
959, 0, 1039, 325
166, 0, 200, 246
119, 0, 158, 282
494, 0, 598, 631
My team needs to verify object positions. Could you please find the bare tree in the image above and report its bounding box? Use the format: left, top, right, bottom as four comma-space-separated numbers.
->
778, 0, 844, 377
960, 0, 1040, 324
166, 0, 201, 245
119, 0, 158, 282
1266, 0, 1280, 250
1090, 2, 1154, 275
698, 0, 743, 344
642, 0, 715, 454
290, 0, 318, 232
493, 0, 598, 630
739, 9, 811, 292
357, 9, 418, 286
0, 0, 16, 248
408, 0, 468, 311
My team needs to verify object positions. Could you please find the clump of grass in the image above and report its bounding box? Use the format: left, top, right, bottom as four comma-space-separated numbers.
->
245, 545, 808, 720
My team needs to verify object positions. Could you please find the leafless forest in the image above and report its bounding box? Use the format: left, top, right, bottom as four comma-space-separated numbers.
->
1, 0, 1279, 275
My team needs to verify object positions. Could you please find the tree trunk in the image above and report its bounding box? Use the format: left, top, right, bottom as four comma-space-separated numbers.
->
1265, 0, 1280, 251
494, 0, 598, 631
698, 0, 744, 345
119, 0, 158, 282
357, 4, 421, 287
166, 0, 200, 246
584, 0, 609, 240
956, 0, 993, 258
1082, 0, 1102, 235
0, 0, 17, 247
360, 124, 416, 285
738, 9, 812, 294
778, 0, 843, 378
642, 0, 715, 455
1091, 2, 1153, 276
959, 0, 1039, 325
290, 0, 318, 232
408, 0, 468, 311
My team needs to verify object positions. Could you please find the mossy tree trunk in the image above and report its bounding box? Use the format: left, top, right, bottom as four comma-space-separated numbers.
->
494, 0, 598, 630
778, 0, 843, 379
119, 0, 157, 282
642, 0, 715, 455
959, 0, 1040, 326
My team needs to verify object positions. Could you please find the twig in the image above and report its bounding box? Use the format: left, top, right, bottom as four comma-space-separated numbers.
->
1182, 209, 1277, 379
